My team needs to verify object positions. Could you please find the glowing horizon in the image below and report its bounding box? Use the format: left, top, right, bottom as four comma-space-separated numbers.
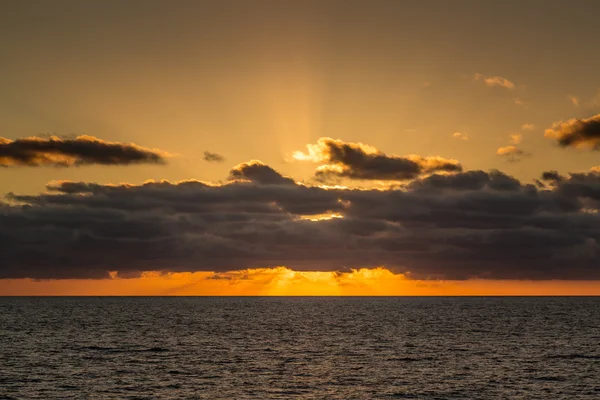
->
3, 267, 600, 296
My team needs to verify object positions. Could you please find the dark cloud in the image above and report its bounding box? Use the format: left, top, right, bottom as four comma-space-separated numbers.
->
540, 170, 564, 184
2, 164, 600, 280
294, 137, 462, 181
407, 170, 521, 192
0, 136, 168, 167
545, 114, 600, 150
549, 169, 600, 204
229, 160, 296, 185
203, 151, 225, 163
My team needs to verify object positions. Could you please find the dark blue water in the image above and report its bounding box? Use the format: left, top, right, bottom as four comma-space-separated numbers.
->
1, 297, 599, 399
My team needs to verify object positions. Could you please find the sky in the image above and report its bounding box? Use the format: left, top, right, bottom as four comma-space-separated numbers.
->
2, 0, 600, 295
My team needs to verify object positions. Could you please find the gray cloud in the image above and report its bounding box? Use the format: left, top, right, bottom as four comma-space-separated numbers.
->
540, 170, 564, 184
293, 137, 462, 181
203, 151, 225, 163
2, 165, 600, 280
229, 160, 296, 185
0, 135, 169, 167
545, 114, 600, 150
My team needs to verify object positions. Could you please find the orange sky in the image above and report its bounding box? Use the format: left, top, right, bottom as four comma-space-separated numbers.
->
3, 2, 600, 295
2, 267, 600, 296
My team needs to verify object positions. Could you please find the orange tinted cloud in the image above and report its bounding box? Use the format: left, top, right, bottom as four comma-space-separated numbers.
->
521, 124, 535, 131
452, 132, 469, 141
509, 134, 523, 145
474, 73, 515, 89
293, 137, 461, 181
496, 145, 524, 156
545, 114, 600, 150
0, 135, 169, 167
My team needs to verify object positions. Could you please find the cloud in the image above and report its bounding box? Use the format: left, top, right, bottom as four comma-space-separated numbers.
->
509, 134, 523, 145
540, 170, 564, 184
545, 114, 600, 150
229, 160, 296, 185
568, 95, 580, 107
203, 151, 225, 163
2, 160, 600, 281
452, 132, 469, 141
521, 124, 535, 131
474, 73, 515, 89
496, 145, 524, 156
0, 135, 168, 167
496, 145, 526, 162
513, 98, 527, 108
293, 137, 462, 181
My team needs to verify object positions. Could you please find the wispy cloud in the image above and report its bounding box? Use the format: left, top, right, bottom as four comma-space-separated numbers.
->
513, 97, 527, 108
567, 95, 580, 107
521, 123, 535, 131
203, 151, 225, 163
509, 134, 523, 145
452, 132, 469, 141
474, 73, 515, 89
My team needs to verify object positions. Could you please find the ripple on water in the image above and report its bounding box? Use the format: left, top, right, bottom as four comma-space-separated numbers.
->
1, 297, 599, 399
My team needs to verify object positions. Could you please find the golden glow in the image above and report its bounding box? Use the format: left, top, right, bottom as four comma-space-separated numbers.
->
2, 267, 600, 296
293, 137, 380, 163
297, 212, 344, 221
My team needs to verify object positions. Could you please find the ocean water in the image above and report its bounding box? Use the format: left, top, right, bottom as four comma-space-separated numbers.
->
1, 297, 599, 399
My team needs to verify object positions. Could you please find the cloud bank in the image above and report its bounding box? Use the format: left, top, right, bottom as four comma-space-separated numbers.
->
2, 159, 600, 280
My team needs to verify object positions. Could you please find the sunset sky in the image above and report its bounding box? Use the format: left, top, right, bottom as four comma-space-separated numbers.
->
2, 0, 600, 295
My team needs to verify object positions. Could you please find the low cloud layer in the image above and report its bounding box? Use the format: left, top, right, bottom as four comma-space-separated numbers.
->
293, 137, 462, 181
545, 114, 600, 150
0, 136, 168, 167
2, 160, 600, 280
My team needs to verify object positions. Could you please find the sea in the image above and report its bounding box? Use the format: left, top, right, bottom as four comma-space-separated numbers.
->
1, 297, 599, 399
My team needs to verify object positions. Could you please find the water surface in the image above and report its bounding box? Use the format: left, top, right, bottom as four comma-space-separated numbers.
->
1, 297, 599, 399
